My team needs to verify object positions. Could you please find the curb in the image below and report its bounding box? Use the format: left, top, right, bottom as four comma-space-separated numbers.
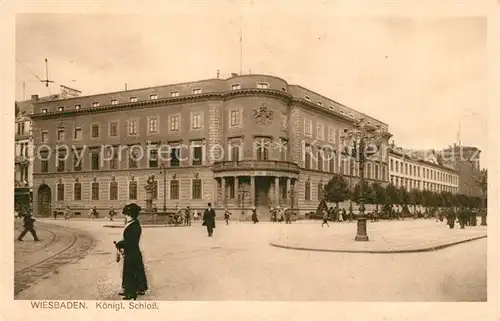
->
102, 224, 192, 228
269, 235, 487, 254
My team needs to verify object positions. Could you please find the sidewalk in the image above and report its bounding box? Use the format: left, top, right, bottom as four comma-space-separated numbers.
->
269, 219, 487, 253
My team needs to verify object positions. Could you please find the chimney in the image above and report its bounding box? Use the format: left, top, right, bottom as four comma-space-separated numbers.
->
31, 94, 39, 101
231, 73, 238, 77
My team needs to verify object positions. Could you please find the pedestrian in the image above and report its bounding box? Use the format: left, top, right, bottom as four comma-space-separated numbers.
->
202, 202, 216, 237
284, 208, 291, 224
251, 207, 259, 224
342, 208, 348, 222
115, 203, 148, 300
109, 206, 117, 221
17, 212, 40, 242
89, 206, 99, 219
447, 210, 456, 229
339, 208, 345, 222
64, 206, 71, 220
53, 210, 57, 220
193, 209, 199, 221
321, 209, 329, 227
185, 206, 191, 226
224, 208, 231, 225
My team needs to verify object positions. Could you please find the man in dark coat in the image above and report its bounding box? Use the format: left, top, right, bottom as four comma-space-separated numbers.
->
115, 203, 148, 300
251, 207, 258, 224
203, 202, 216, 237
17, 213, 40, 242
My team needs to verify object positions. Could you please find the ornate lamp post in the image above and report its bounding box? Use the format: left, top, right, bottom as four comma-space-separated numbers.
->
341, 118, 385, 241
159, 163, 167, 213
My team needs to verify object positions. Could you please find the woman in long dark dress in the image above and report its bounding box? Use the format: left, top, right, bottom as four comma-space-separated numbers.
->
115, 203, 148, 300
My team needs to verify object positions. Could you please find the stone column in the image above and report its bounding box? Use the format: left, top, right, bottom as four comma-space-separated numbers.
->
221, 177, 226, 208
250, 176, 255, 208
275, 176, 280, 207
286, 177, 291, 207
234, 176, 239, 205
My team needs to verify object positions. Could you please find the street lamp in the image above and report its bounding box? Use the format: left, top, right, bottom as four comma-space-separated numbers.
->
341, 118, 385, 241
238, 184, 251, 222
159, 163, 167, 213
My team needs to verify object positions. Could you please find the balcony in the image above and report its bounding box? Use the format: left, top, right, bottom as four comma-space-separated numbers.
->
212, 160, 300, 173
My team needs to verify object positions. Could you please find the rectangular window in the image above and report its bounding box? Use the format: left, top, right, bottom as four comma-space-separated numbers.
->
191, 113, 203, 129
305, 146, 311, 169
109, 122, 118, 137
74, 183, 82, 200
57, 183, 64, 201
149, 149, 158, 168
305, 181, 311, 200
255, 140, 269, 161
91, 182, 100, 200
330, 151, 336, 173
257, 82, 269, 89
110, 149, 118, 170
170, 180, 179, 199
148, 118, 158, 133
230, 110, 240, 127
57, 150, 66, 172
171, 91, 179, 97
92, 102, 100, 107
149, 93, 158, 100
41, 108, 48, 113
170, 147, 180, 167
280, 140, 288, 161
328, 127, 336, 143
110, 181, 118, 200
318, 183, 323, 200
57, 128, 65, 141
317, 151, 323, 171
91, 152, 100, 170
169, 115, 180, 131
192, 88, 202, 94
375, 165, 379, 180
304, 120, 312, 136
129, 181, 137, 200
128, 120, 138, 135
231, 84, 241, 90
192, 179, 202, 199
130, 97, 138, 102
192, 146, 203, 166
74, 127, 82, 140
230, 144, 240, 161
41, 131, 48, 143
280, 114, 287, 130
110, 99, 118, 105
91, 125, 100, 138
129, 149, 138, 169
390, 159, 394, 171
316, 124, 324, 140
317, 101, 323, 106
73, 150, 82, 171
305, 95, 311, 101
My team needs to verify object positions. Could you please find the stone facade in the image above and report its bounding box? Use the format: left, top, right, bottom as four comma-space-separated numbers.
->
30, 74, 391, 218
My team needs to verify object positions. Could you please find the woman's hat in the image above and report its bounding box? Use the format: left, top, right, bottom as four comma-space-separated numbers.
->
123, 203, 142, 217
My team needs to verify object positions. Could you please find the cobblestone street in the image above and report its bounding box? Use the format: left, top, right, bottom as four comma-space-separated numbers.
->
15, 219, 487, 301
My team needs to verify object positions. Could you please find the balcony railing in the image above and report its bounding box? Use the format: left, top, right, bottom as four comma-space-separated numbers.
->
212, 160, 300, 173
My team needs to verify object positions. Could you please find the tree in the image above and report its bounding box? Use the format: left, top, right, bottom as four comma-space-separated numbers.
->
351, 180, 374, 205
371, 182, 388, 212
385, 184, 400, 207
323, 174, 349, 207
408, 189, 422, 213
398, 187, 410, 213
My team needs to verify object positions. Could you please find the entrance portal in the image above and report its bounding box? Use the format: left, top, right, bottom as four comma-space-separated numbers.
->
254, 177, 272, 219
37, 184, 52, 217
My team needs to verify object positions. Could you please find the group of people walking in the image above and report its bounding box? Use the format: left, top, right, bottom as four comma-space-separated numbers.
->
441, 208, 480, 229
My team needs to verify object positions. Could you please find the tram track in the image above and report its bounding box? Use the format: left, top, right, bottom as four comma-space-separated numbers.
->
14, 222, 95, 296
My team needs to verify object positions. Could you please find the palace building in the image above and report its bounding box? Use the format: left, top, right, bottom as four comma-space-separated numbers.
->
29, 74, 392, 219
388, 146, 459, 194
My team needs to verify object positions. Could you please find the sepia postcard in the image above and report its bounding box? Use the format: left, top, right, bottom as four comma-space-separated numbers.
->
1, 1, 499, 320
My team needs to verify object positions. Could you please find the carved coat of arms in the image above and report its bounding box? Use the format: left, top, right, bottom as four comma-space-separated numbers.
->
252, 103, 274, 125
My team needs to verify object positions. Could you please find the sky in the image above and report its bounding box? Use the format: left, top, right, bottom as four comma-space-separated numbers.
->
15, 13, 487, 167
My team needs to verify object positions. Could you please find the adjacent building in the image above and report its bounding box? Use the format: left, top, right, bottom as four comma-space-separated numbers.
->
29, 74, 392, 218
14, 94, 61, 210
388, 146, 459, 194
442, 144, 482, 197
